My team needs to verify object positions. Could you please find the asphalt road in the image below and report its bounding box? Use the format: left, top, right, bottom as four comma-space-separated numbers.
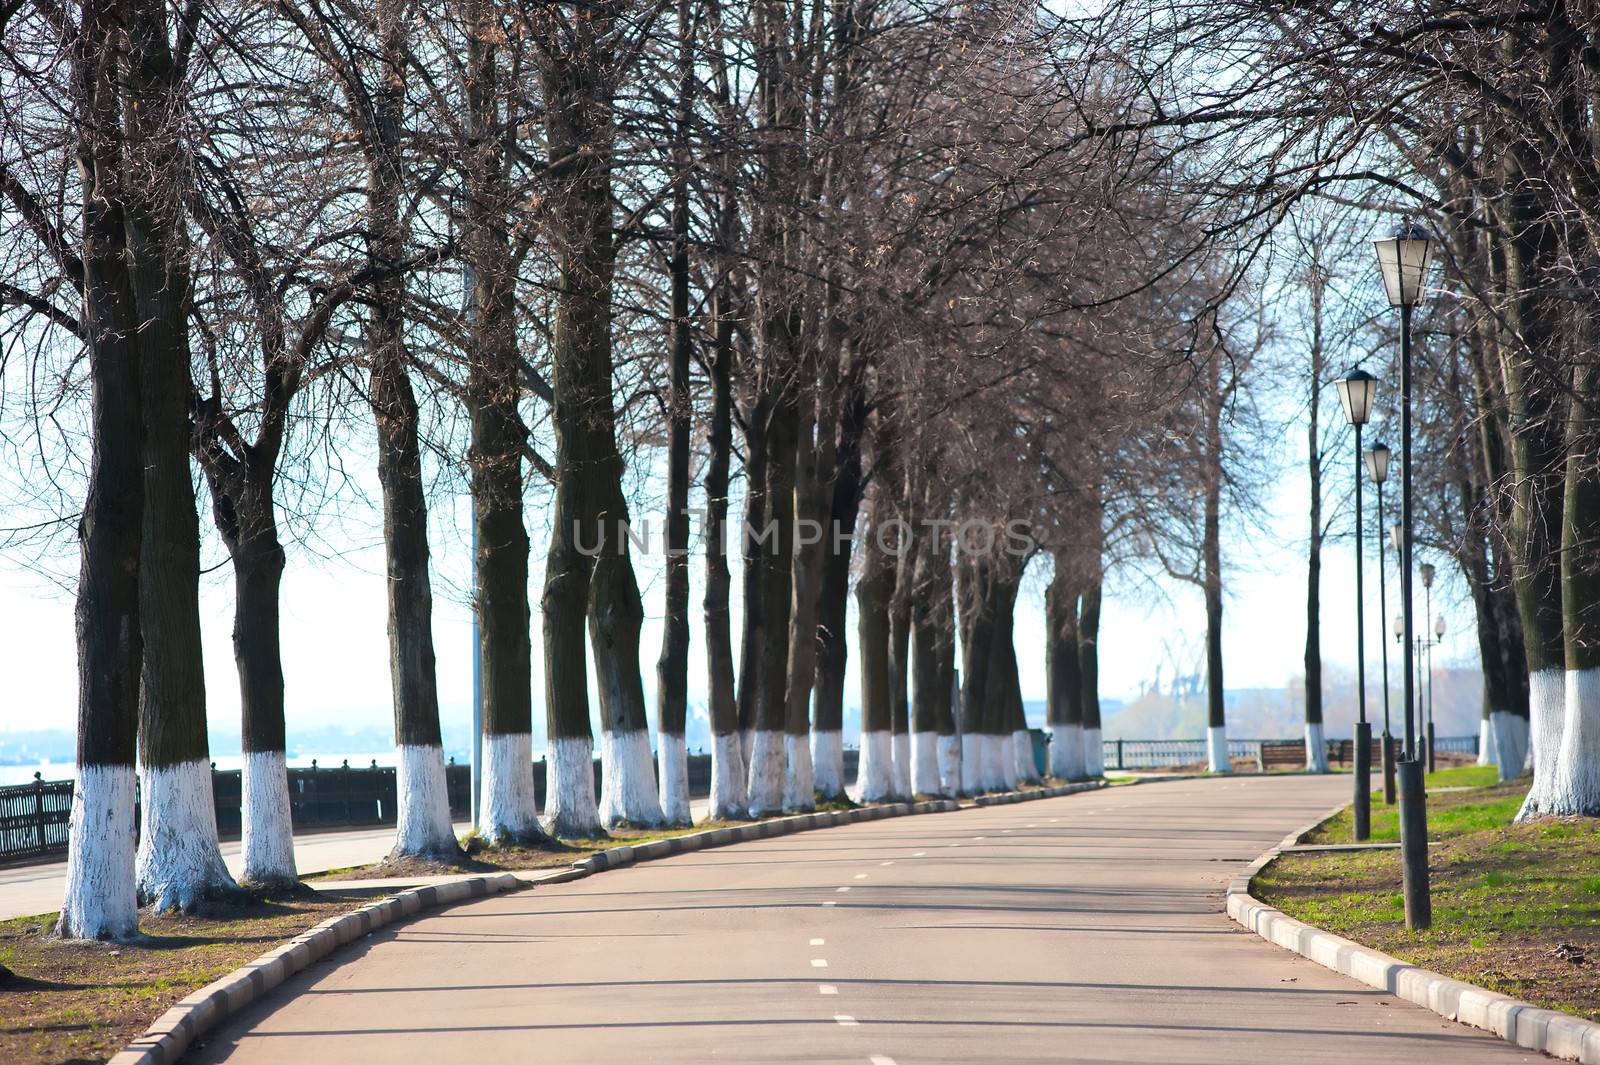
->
190, 775, 1534, 1064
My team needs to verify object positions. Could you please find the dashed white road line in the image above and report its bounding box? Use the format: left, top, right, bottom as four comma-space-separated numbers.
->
810, 938, 825, 945
822, 900, 838, 907
853, 872, 868, 879
880, 860, 894, 866
834, 1015, 859, 1027
869, 1056, 897, 1065
811, 958, 829, 968
819, 984, 838, 995
912, 851, 927, 857
836, 885, 852, 892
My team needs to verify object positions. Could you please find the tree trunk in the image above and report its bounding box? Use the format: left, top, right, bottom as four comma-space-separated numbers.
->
1046, 559, 1085, 780
910, 521, 955, 795
958, 558, 996, 794
1549, 354, 1600, 814
856, 502, 896, 803
369, 0, 457, 860
1203, 355, 1229, 774
465, 1, 545, 846
1079, 489, 1106, 777
810, 371, 866, 800
1304, 340, 1326, 773
782, 388, 829, 812
747, 393, 797, 816
888, 557, 914, 799
125, 0, 234, 910
704, 217, 745, 820
60, 5, 144, 938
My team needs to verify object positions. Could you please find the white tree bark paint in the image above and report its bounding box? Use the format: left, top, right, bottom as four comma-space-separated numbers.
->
1518, 669, 1567, 819
960, 732, 982, 795
1082, 727, 1104, 776
981, 733, 1009, 791
59, 764, 138, 940
746, 729, 786, 816
599, 729, 665, 829
937, 734, 961, 796
1304, 723, 1328, 773
478, 732, 541, 844
1206, 725, 1230, 773
995, 733, 1019, 791
1012, 729, 1040, 783
545, 735, 603, 837
858, 730, 894, 802
657, 732, 692, 826
1546, 668, 1600, 816
784, 734, 816, 812
911, 731, 940, 795
240, 750, 297, 887
136, 759, 236, 911
709, 732, 748, 820
1049, 724, 1084, 780
1478, 716, 1498, 766
892, 733, 912, 799
1492, 710, 1528, 783
811, 729, 844, 800
392, 744, 458, 856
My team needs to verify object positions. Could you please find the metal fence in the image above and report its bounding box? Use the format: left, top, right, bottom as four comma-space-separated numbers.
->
1100, 735, 1478, 771
0, 748, 862, 866
0, 777, 74, 862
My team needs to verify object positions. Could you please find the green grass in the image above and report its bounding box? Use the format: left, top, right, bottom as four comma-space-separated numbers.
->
1305, 765, 1512, 844
1426, 764, 1500, 788
1255, 778, 1600, 1022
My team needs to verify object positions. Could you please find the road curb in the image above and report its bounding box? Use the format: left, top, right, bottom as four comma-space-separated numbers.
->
112, 779, 1114, 1064
1226, 804, 1600, 1063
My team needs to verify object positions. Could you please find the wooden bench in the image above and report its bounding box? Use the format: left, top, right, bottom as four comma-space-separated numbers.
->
1328, 739, 1388, 768
1258, 740, 1307, 772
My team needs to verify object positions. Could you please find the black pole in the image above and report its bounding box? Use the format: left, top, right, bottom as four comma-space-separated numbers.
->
1425, 583, 1437, 772
1353, 423, 1371, 840
1375, 478, 1396, 804
1398, 299, 1432, 931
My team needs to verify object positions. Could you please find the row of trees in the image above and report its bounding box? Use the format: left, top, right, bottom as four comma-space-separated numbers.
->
1066, 1, 1600, 813
2, 0, 1273, 942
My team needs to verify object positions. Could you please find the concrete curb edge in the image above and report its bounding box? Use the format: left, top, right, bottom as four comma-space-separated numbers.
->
1226, 802, 1600, 1063
111, 777, 1107, 1064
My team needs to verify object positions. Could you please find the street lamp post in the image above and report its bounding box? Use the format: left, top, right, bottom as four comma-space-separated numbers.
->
1430, 614, 1446, 770
1335, 368, 1378, 841
1369, 441, 1395, 805
1374, 218, 1434, 930
1421, 563, 1437, 773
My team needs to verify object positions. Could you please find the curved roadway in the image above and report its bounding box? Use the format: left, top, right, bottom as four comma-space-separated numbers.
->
191, 775, 1534, 1064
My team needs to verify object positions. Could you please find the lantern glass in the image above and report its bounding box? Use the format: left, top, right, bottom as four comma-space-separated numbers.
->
1374, 221, 1434, 307
1364, 443, 1391, 484
1335, 369, 1378, 427
1420, 562, 1435, 588
1390, 523, 1403, 555
1393, 614, 1404, 638
1435, 615, 1446, 638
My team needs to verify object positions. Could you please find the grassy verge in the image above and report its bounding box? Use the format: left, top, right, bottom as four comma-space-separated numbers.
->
0, 890, 368, 1065
1254, 775, 1600, 1022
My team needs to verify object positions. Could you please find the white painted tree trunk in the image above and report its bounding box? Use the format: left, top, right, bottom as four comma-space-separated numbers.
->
1206, 726, 1229, 773
600, 728, 665, 828
1545, 668, 1600, 816
240, 750, 297, 888
393, 744, 458, 857
59, 764, 138, 940
746, 729, 786, 816
1082, 727, 1104, 776
911, 731, 940, 795
544, 736, 603, 837
1049, 724, 1084, 780
892, 733, 912, 798
136, 759, 237, 911
784, 733, 816, 812
1013, 729, 1040, 783
810, 729, 843, 801
1492, 710, 1529, 783
984, 733, 1011, 791
858, 730, 894, 802
658, 732, 692, 826
960, 733, 982, 795
1304, 723, 1328, 773
1478, 716, 1498, 767
478, 732, 542, 844
937, 733, 961, 796
709, 732, 748, 820
1518, 669, 1567, 819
